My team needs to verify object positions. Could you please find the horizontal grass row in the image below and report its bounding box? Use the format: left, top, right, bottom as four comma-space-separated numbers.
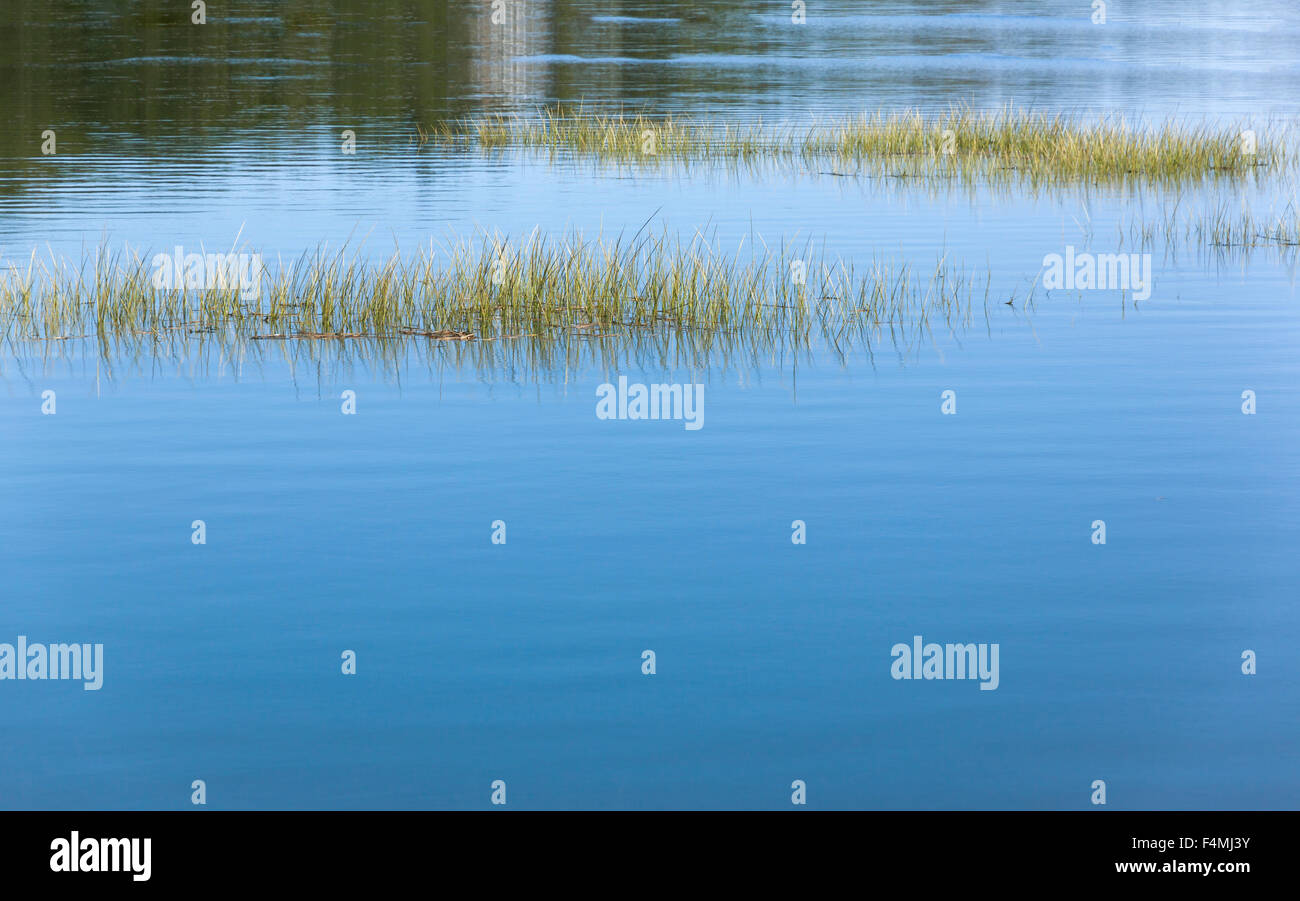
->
7, 196, 1295, 355
431, 104, 1279, 183
0, 232, 989, 357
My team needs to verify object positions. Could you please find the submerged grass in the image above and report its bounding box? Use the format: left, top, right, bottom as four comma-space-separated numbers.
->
432, 104, 1280, 183
1111, 201, 1300, 251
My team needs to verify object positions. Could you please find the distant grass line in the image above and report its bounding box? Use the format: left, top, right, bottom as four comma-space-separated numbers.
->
430, 105, 1280, 182
0, 233, 992, 356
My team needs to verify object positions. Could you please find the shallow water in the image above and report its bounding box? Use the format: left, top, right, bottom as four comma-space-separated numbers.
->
1, 0, 1297, 809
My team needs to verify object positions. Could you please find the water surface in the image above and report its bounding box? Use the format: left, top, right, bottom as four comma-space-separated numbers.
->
1, 0, 1296, 809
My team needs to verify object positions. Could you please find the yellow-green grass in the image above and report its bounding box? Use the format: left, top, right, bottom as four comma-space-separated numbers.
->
0, 233, 987, 355
431, 104, 1279, 183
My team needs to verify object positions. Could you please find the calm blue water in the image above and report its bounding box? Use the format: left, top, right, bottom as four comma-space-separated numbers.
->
1, 0, 1297, 809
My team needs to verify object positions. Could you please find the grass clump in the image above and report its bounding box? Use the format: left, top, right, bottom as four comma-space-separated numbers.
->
432, 104, 1279, 183
0, 231, 990, 361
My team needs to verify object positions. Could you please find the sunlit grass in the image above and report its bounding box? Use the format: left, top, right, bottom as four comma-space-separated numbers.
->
0, 231, 990, 355
431, 104, 1279, 183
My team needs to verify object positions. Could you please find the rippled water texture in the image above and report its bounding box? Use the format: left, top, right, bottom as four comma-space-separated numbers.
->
0, 1, 1296, 809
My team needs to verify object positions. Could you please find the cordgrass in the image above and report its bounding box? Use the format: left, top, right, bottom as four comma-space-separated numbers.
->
431, 104, 1280, 183
0, 231, 989, 358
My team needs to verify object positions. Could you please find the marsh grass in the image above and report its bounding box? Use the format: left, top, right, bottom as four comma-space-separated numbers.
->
1193, 205, 1300, 247
0, 231, 993, 370
432, 104, 1279, 183
1110, 201, 1300, 251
